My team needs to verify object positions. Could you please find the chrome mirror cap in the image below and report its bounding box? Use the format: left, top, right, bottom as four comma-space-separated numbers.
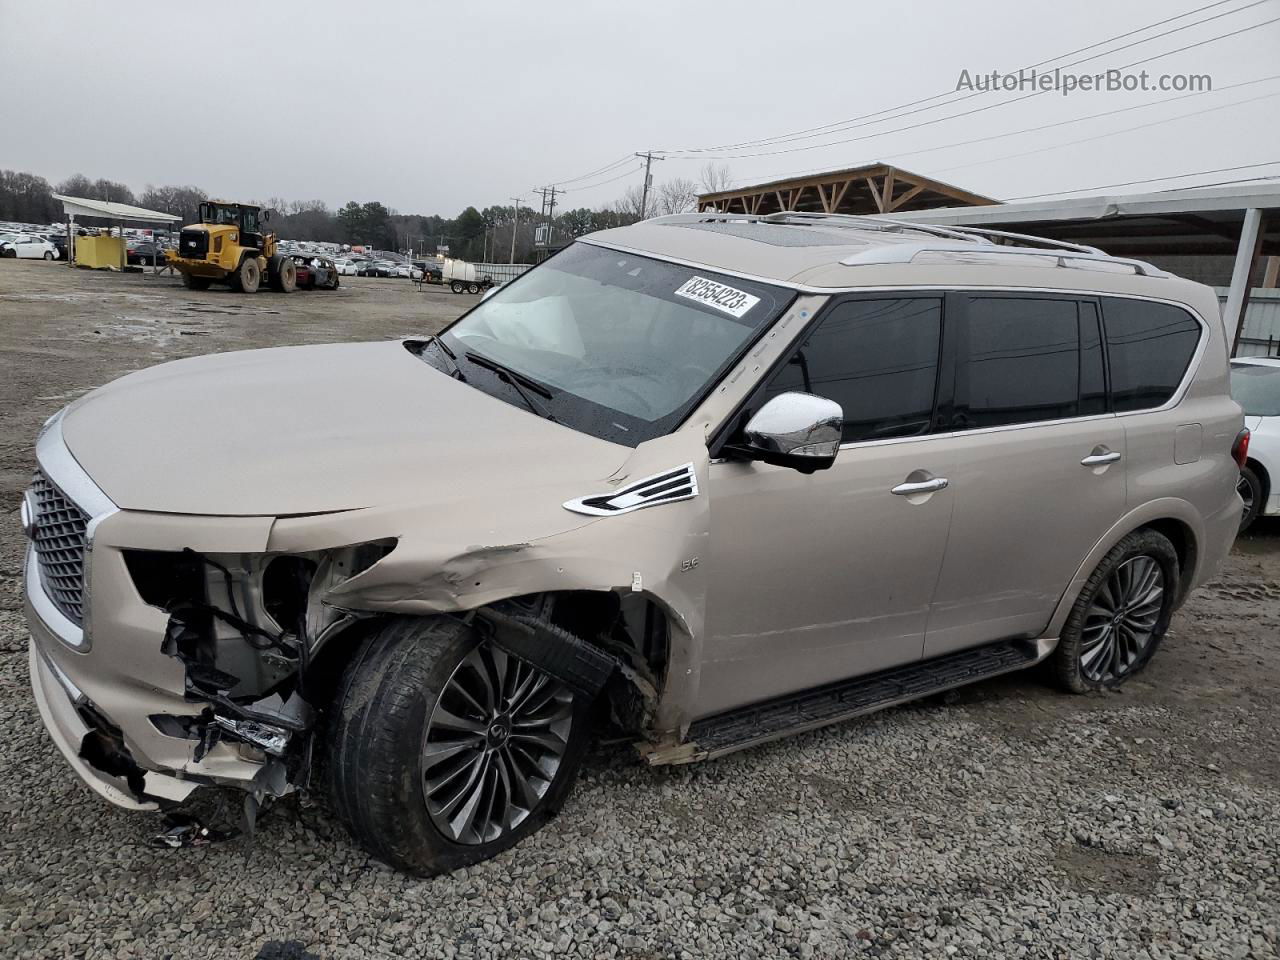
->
737, 392, 843, 473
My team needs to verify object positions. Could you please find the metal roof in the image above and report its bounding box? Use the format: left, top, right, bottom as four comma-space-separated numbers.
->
883, 181, 1280, 257
52, 194, 181, 224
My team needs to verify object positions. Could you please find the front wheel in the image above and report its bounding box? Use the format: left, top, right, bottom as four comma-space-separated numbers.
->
1238, 465, 1263, 533
43, 251, 53, 260
450, 279, 464, 294
1051, 529, 1178, 693
327, 616, 591, 875
181, 273, 212, 291
233, 256, 261, 293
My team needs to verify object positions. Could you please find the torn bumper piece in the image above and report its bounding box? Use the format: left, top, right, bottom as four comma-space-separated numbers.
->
477, 608, 617, 697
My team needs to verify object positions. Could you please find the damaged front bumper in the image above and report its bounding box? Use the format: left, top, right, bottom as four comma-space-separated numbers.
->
25, 537, 285, 809
22, 415, 356, 811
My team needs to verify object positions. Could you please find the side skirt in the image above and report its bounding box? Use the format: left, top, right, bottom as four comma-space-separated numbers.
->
641, 637, 1055, 765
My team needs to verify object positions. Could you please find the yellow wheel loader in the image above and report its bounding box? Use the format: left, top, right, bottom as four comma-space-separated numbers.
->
166, 201, 296, 293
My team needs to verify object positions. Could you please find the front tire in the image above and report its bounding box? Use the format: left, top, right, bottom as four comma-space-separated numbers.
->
327, 616, 591, 875
43, 251, 53, 260
1238, 465, 1263, 533
450, 279, 464, 294
232, 256, 261, 293
181, 273, 212, 290
1051, 529, 1178, 693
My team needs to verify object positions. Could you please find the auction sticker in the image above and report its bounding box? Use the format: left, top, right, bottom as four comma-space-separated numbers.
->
674, 276, 760, 318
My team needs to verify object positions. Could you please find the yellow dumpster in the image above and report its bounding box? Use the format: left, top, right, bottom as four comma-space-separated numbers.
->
75, 235, 125, 269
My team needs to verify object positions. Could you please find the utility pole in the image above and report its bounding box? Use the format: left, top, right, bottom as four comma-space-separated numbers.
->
509, 196, 523, 264
636, 151, 663, 219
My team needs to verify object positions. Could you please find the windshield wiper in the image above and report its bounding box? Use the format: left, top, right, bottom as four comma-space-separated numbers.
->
464, 351, 558, 423
425, 335, 465, 381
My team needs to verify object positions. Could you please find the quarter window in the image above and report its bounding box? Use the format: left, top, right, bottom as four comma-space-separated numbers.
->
956, 297, 1080, 428
762, 297, 942, 443
1102, 298, 1201, 412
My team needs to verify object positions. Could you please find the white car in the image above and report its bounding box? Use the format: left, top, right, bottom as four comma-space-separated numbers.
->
0, 233, 58, 260
394, 262, 424, 280
1230, 357, 1280, 532
334, 259, 360, 276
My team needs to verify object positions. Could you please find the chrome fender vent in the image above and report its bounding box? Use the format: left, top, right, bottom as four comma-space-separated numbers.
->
564, 463, 698, 517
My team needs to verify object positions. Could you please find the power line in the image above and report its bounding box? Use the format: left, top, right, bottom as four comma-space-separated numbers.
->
666, 9, 1280, 163
660, 0, 1269, 155
724, 72, 1280, 190
556, 162, 643, 194
1002, 160, 1280, 200
544, 154, 635, 188
927, 82, 1280, 178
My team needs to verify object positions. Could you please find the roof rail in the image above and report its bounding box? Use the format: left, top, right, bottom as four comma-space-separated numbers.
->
652, 210, 1165, 276
839, 241, 1170, 278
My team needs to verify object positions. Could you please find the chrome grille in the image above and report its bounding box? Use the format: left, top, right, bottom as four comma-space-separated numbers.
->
30, 470, 89, 626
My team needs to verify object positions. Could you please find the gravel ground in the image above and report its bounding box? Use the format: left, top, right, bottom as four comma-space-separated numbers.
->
1, 260, 1278, 959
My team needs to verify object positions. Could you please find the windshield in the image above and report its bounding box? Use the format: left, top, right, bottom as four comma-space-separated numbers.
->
1231, 362, 1280, 417
436, 242, 792, 445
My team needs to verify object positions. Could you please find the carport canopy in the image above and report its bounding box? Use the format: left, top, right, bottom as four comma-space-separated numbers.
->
885, 181, 1280, 354
52, 194, 181, 268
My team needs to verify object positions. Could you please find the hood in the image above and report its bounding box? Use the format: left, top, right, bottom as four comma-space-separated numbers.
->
61, 340, 628, 516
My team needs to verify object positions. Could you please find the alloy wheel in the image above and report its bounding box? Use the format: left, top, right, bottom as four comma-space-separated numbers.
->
1080, 555, 1165, 683
422, 641, 574, 845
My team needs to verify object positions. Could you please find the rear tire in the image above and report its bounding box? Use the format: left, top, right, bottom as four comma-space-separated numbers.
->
450, 279, 464, 294
43, 251, 53, 260
181, 273, 212, 291
327, 616, 591, 875
233, 256, 261, 294
1238, 465, 1263, 534
267, 254, 296, 293
467, 282, 480, 294
1051, 529, 1179, 694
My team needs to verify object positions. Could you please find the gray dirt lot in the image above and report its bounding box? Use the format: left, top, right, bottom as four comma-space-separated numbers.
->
1, 259, 1277, 960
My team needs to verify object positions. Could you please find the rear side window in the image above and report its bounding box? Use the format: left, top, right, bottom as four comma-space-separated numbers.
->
762, 297, 942, 442
955, 297, 1080, 428
1101, 298, 1201, 412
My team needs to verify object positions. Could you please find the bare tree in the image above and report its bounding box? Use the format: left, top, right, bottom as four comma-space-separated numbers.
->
611, 185, 647, 224
655, 177, 699, 215
698, 162, 734, 195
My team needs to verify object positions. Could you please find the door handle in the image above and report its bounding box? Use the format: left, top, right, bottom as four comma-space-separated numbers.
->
891, 477, 950, 496
1080, 450, 1122, 466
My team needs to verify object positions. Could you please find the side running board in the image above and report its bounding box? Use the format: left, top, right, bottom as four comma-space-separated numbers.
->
644, 640, 1042, 765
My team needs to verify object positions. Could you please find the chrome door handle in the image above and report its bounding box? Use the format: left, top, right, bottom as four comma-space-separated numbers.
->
1081, 451, 1122, 466
891, 477, 949, 496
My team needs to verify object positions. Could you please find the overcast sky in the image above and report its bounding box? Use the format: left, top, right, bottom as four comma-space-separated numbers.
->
2, 0, 1277, 216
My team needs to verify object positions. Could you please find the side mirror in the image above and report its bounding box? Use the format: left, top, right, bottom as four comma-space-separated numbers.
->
728, 392, 842, 473
262, 209, 272, 222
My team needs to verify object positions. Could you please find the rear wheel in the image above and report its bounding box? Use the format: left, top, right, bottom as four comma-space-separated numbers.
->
450, 279, 464, 294
1051, 529, 1178, 693
1238, 465, 1263, 533
467, 282, 480, 294
327, 616, 591, 875
268, 255, 297, 293
233, 256, 261, 293
181, 273, 212, 291
43, 251, 53, 260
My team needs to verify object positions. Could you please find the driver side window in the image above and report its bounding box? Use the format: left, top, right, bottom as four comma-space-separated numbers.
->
763, 296, 943, 443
